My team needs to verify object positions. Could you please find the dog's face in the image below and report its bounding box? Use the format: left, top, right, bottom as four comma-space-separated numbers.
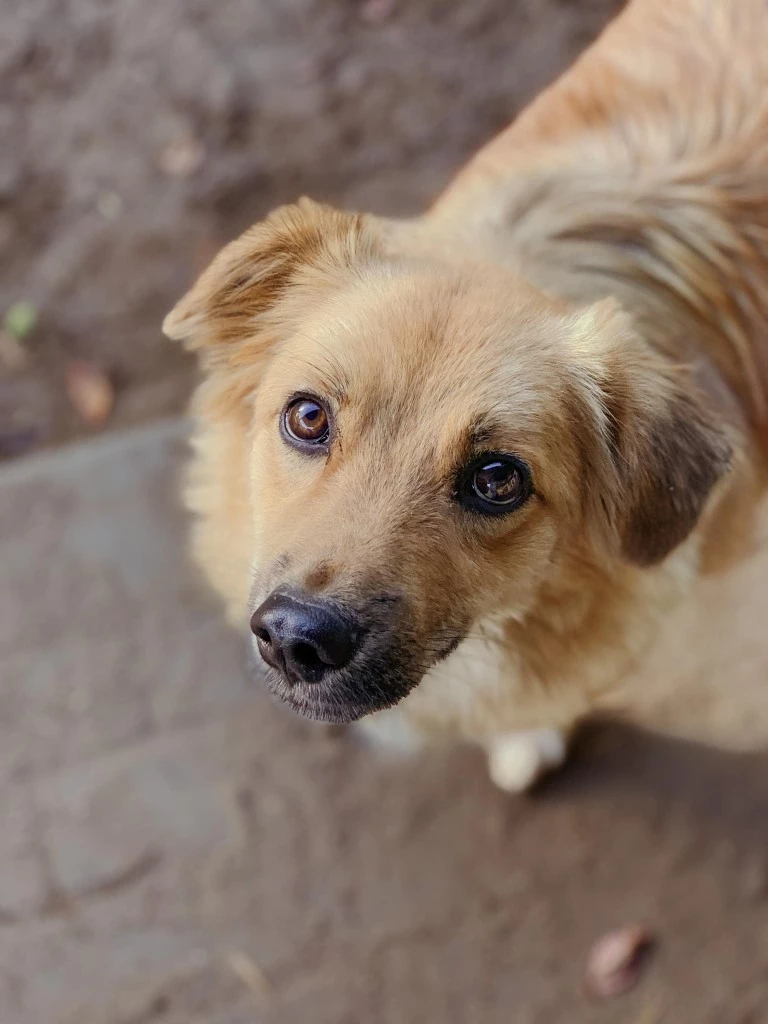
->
165, 200, 731, 723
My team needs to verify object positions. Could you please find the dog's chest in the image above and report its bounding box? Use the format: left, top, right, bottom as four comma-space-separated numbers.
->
361, 624, 532, 747
410, 627, 515, 725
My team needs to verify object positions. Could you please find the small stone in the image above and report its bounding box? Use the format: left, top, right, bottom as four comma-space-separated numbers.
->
585, 925, 654, 999
159, 135, 206, 178
96, 190, 124, 220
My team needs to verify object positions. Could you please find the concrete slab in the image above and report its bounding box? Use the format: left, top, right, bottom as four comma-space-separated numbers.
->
1, 421, 768, 1024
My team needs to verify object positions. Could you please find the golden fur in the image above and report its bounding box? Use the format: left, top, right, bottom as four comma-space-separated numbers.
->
164, 0, 768, 787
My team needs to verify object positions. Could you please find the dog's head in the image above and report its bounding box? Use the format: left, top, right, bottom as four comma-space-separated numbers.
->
165, 200, 731, 723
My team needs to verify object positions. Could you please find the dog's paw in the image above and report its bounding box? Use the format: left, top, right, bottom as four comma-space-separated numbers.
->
485, 728, 567, 793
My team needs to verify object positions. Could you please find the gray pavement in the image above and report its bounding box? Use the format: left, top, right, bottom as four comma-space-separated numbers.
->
2, 422, 768, 1024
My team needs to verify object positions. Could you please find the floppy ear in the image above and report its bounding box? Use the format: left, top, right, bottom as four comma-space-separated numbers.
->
163, 198, 375, 358
570, 301, 733, 565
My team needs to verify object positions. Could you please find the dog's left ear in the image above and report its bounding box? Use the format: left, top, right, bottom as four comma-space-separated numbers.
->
163, 198, 376, 356
570, 301, 733, 565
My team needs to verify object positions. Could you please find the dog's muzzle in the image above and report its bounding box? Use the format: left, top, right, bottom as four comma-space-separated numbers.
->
249, 588, 422, 723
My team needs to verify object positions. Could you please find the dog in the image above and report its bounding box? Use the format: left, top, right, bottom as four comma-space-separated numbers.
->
164, 0, 768, 793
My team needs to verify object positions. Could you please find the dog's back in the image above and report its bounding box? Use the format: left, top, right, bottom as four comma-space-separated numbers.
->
438, 0, 768, 203
432, 0, 768, 435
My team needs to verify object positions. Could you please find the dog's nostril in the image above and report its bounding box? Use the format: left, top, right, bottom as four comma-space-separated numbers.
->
291, 641, 325, 675
253, 626, 272, 647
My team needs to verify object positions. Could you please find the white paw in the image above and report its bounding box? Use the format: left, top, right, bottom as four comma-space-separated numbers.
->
486, 728, 567, 793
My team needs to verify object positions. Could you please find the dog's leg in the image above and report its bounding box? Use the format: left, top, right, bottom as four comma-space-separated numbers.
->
484, 728, 568, 793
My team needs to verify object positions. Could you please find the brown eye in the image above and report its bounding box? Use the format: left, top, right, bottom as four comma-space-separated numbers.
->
457, 453, 532, 515
473, 460, 522, 503
283, 397, 331, 448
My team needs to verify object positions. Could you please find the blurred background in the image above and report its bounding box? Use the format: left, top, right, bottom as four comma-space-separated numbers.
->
3, 2, 768, 1023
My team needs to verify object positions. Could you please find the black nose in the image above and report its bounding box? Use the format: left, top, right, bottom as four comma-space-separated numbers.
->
250, 592, 360, 684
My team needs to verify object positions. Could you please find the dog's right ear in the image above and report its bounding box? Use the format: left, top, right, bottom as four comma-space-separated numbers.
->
568, 300, 733, 566
163, 198, 376, 357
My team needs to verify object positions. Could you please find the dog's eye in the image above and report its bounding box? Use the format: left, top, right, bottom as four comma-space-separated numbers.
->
457, 454, 531, 515
283, 397, 331, 448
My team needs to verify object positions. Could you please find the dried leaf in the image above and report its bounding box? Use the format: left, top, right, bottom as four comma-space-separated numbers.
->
226, 951, 272, 1001
585, 925, 653, 1000
159, 136, 206, 178
65, 361, 114, 425
4, 301, 37, 341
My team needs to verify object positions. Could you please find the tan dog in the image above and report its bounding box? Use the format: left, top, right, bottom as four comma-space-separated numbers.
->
164, 0, 768, 792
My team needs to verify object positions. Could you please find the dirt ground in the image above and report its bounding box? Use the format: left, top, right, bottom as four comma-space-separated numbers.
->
2, 424, 768, 1024
9, 1, 768, 1020
3, 4, 768, 1021
0, 0, 622, 459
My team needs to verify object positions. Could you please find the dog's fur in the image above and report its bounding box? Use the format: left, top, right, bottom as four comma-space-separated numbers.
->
164, 0, 768, 790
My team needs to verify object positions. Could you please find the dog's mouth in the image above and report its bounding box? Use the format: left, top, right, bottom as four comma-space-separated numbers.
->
262, 663, 416, 723
250, 622, 465, 724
